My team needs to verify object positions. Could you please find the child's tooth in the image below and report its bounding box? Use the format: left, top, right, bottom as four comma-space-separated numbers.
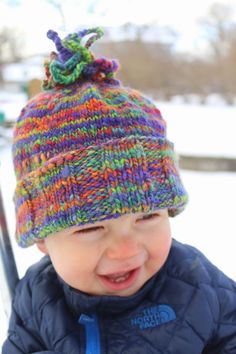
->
109, 272, 130, 283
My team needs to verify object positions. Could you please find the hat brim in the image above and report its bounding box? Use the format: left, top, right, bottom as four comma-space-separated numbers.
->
15, 136, 188, 247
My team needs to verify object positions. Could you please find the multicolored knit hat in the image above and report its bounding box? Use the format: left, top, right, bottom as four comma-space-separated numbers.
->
13, 27, 188, 248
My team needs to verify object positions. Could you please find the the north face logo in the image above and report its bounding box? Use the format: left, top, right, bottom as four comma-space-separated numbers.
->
130, 304, 176, 330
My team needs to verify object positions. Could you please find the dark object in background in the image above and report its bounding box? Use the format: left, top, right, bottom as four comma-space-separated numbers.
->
0, 185, 19, 317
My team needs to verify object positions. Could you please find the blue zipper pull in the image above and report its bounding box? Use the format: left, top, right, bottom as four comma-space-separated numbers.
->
79, 313, 101, 354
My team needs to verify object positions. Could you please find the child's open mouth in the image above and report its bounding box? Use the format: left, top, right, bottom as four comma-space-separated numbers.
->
98, 268, 140, 291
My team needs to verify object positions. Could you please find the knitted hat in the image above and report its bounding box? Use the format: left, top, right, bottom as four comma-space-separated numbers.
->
13, 27, 188, 248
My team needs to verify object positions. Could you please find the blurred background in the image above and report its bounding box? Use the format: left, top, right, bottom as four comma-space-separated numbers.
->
1, 0, 236, 104
0, 0, 236, 345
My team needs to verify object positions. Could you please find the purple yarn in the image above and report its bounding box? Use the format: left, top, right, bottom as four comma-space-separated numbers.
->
47, 30, 73, 63
83, 63, 98, 77
110, 60, 119, 73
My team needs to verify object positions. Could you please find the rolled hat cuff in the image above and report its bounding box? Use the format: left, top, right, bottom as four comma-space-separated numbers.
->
15, 136, 188, 247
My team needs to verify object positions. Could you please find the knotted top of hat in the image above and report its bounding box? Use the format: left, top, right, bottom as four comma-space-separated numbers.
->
43, 27, 120, 90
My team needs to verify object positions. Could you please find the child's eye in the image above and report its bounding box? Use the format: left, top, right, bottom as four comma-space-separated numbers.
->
76, 226, 104, 235
136, 213, 160, 222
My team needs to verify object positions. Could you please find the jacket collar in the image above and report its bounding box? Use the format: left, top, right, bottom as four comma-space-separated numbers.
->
59, 266, 166, 316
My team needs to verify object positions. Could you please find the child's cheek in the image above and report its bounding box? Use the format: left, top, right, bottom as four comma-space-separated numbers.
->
149, 232, 172, 264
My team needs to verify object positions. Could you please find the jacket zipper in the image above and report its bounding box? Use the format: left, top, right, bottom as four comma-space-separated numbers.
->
79, 313, 101, 354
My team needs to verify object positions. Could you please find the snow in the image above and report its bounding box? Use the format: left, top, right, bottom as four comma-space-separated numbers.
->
0, 91, 27, 121
3, 60, 44, 83
0, 102, 236, 346
158, 101, 236, 158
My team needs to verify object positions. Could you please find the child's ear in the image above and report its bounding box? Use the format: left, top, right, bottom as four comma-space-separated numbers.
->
36, 240, 48, 254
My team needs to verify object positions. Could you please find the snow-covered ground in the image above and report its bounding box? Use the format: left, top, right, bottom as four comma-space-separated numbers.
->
0, 102, 236, 346
159, 101, 236, 158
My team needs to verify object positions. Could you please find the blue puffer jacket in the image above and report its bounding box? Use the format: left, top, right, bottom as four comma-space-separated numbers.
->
2, 239, 236, 354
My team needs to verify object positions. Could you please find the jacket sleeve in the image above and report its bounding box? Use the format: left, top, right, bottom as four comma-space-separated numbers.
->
203, 283, 236, 353
2, 276, 62, 354
2, 305, 62, 354
2, 303, 52, 354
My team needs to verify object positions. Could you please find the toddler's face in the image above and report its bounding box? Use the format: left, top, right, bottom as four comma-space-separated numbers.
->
37, 210, 171, 296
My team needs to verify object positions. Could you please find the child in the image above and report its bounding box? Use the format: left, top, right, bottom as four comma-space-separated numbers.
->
2, 27, 236, 353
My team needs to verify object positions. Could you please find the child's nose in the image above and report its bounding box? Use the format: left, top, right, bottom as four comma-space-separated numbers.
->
106, 236, 141, 260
